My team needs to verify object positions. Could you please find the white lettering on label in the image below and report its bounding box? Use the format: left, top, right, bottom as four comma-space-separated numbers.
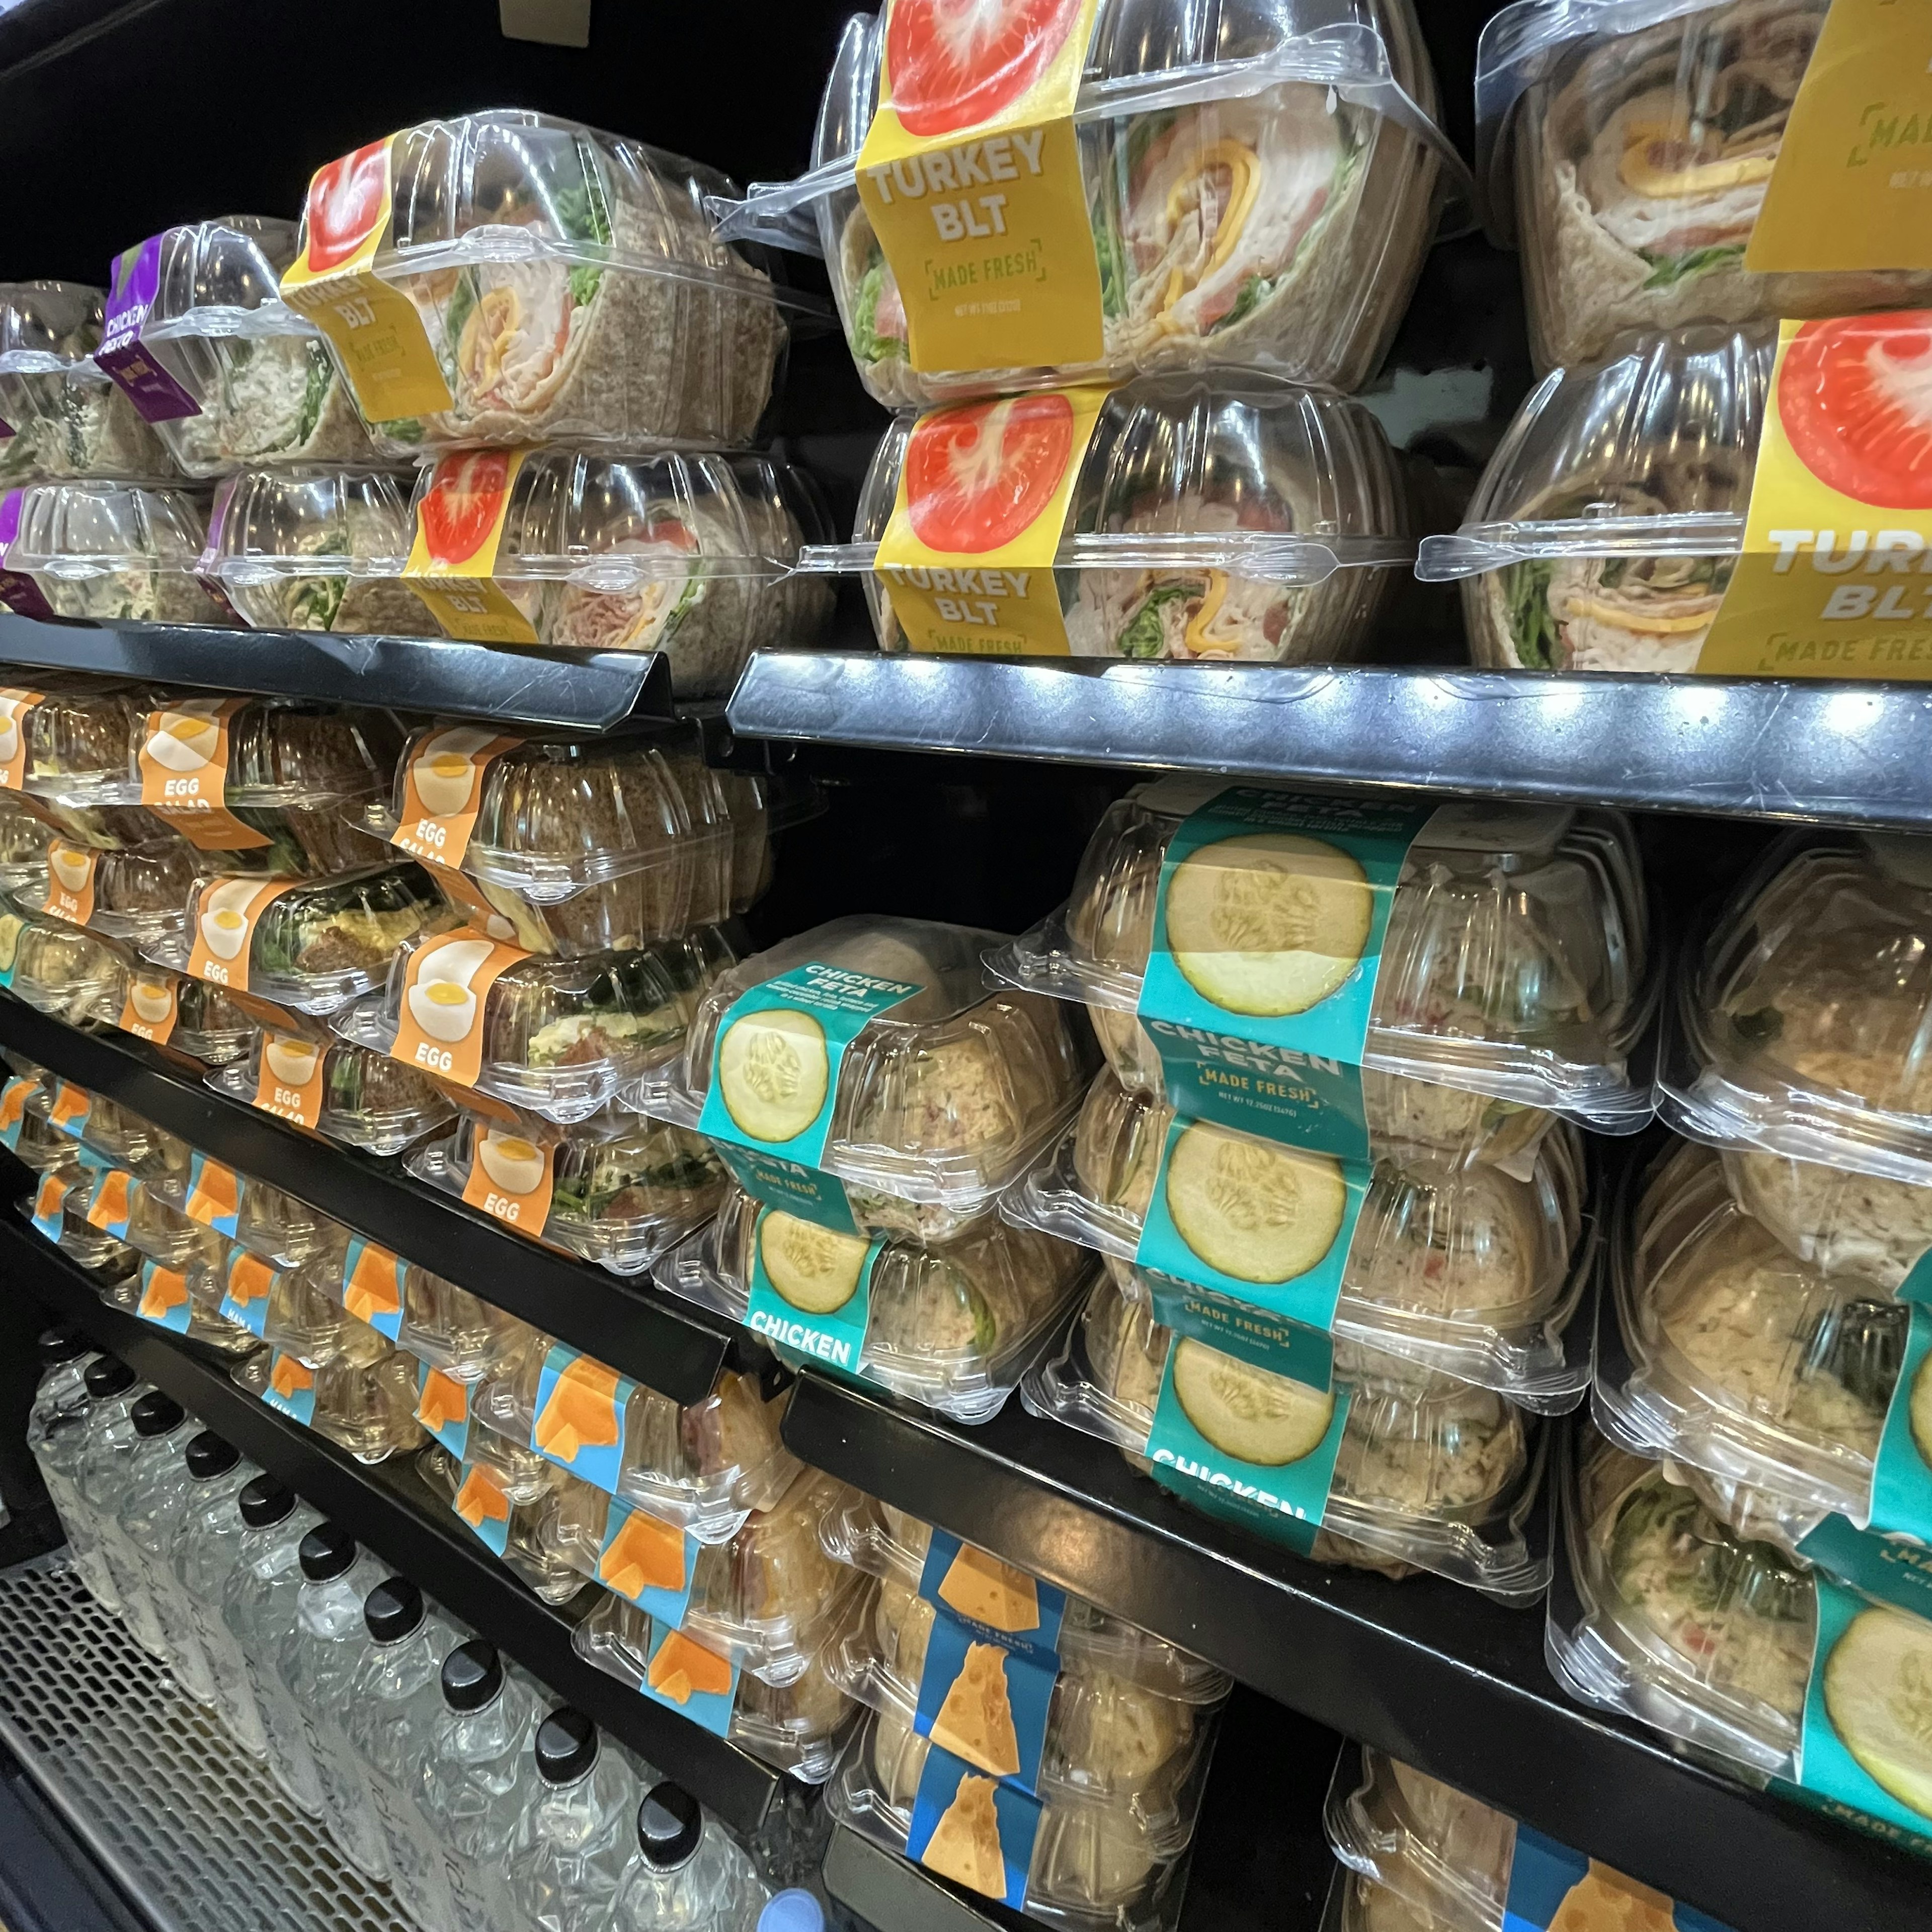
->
747, 1309, 854, 1368
483, 1193, 522, 1223
866, 135, 1048, 207
1766, 529, 1932, 574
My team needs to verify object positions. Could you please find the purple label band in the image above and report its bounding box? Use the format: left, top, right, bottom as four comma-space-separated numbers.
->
99, 233, 202, 424
0, 494, 50, 617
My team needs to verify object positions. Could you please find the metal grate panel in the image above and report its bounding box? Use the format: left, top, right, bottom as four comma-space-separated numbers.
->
0, 1554, 413, 1932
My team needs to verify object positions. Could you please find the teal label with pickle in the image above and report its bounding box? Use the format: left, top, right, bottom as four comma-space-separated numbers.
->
1134, 1112, 1369, 1335
714, 1144, 864, 1235
913, 1611, 1057, 1792
745, 1204, 882, 1381
1135, 788, 1431, 1157
1502, 1822, 1735, 1931
1899, 1249, 1932, 1306
595, 1495, 697, 1627
1798, 1514, 1932, 1620
1143, 1270, 1337, 1388
1865, 1303, 1932, 1547
907, 1743, 1040, 1910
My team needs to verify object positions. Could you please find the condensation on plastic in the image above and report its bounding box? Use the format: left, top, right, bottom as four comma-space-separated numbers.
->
1005, 1069, 1593, 1408
25, 836, 200, 944
231, 1340, 425, 1463
7, 912, 128, 1022
989, 780, 1656, 1131
1025, 1271, 1551, 1602
717, 0, 1466, 403
416, 1441, 589, 1604
1473, 0, 1932, 367
300, 111, 810, 455
633, 915, 1099, 1237
198, 466, 436, 635
408, 1100, 726, 1277
0, 282, 176, 486
204, 1033, 458, 1156
0, 797, 53, 889
818, 378, 1413, 665
661, 1180, 1096, 1421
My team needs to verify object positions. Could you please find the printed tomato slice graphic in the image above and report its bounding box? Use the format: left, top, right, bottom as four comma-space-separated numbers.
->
1780, 313, 1932, 510
887, 0, 1087, 138
420, 453, 514, 567
305, 140, 391, 273
904, 394, 1076, 553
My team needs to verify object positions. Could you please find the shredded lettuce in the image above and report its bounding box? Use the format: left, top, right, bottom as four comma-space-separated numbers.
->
851, 257, 904, 367
442, 269, 479, 373
1091, 195, 1128, 323
556, 149, 613, 312
1116, 584, 1192, 658
1640, 242, 1746, 290
291, 352, 332, 451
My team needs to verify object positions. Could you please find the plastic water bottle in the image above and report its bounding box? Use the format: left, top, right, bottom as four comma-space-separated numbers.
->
27, 1327, 92, 1433
419, 1638, 545, 1932
341, 1576, 467, 1932
29, 1344, 121, 1611
508, 1708, 651, 1932
114, 1407, 220, 1706
171, 1434, 270, 1756
220, 1476, 328, 1817
273, 1524, 392, 1880
80, 1387, 177, 1662
613, 1783, 771, 1932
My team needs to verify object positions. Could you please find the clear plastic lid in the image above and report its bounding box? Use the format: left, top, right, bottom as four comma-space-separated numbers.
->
0, 796, 53, 889
6, 912, 127, 1022
382, 1265, 540, 1382
8, 483, 233, 625
474, 1341, 798, 1542
70, 1094, 190, 1188
17, 685, 175, 851
25, 835, 200, 943
102, 1250, 251, 1343
1662, 831, 1932, 1189
200, 466, 436, 635
0, 282, 175, 485
1721, 1146, 1932, 1297
404, 450, 830, 697
408, 1100, 726, 1277
70, 1170, 229, 1273
92, 959, 259, 1065
1025, 1270, 1549, 1601
1474, 0, 1932, 369
297, 111, 802, 453
722, 0, 1462, 404
111, 218, 375, 474
418, 1441, 589, 1605
991, 781, 1655, 1130
204, 1032, 458, 1155
338, 928, 718, 1123
231, 1178, 349, 1270
637, 915, 1098, 1235
8, 1096, 77, 1173
828, 1708, 1193, 1932
1339, 1870, 1464, 1932
232, 1342, 424, 1463
1416, 326, 1768, 674
252, 1257, 393, 1372
1008, 1068, 1592, 1407
826, 377, 1412, 664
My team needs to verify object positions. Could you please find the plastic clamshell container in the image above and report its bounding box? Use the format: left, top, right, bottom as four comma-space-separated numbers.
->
418, 1442, 588, 1604
392, 1265, 539, 1382
1416, 325, 1767, 674
200, 466, 436, 634
1010, 1069, 1592, 1408
408, 1101, 726, 1277
0, 797, 53, 888
228, 1178, 348, 1269
147, 862, 452, 1013
570, 1585, 858, 1783
85, 1173, 230, 1273
828, 1707, 1194, 1932
27, 837, 200, 943
232, 1341, 424, 1463
7, 913, 127, 1022
1026, 1270, 1549, 1602
10, 1098, 80, 1172
819, 1489, 1233, 1706
1335, 1870, 1463, 1932
727, 0, 1460, 404
113, 217, 375, 474
1661, 831, 1932, 1191
663, 1181, 1098, 1421
92, 959, 259, 1065
0, 282, 175, 485
406, 451, 830, 697
101, 1249, 252, 1343
991, 781, 1655, 1132
475, 1345, 797, 1542
71, 1095, 190, 1188
18, 684, 178, 850
204, 1032, 458, 1155
636, 915, 1098, 1238
338, 930, 715, 1124
300, 111, 799, 454
257, 1261, 393, 1372
1475, 0, 1932, 369
832, 377, 1414, 664
8, 483, 232, 625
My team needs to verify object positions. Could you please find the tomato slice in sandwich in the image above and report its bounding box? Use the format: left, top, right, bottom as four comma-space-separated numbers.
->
305, 140, 391, 274
1780, 312, 1932, 511
904, 393, 1076, 553
420, 453, 515, 568
887, 0, 1088, 139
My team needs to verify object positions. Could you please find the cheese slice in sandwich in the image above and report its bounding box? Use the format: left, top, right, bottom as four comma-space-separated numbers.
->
931, 1641, 1023, 1777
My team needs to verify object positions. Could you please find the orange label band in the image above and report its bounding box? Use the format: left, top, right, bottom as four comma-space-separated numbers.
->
119, 972, 180, 1044
460, 1120, 556, 1234
138, 700, 270, 852
388, 928, 529, 1088
0, 688, 46, 790
185, 875, 301, 989
252, 1032, 327, 1128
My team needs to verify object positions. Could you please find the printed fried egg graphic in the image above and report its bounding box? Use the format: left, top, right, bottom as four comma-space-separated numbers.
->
199, 878, 264, 960
145, 706, 223, 773
477, 1129, 545, 1195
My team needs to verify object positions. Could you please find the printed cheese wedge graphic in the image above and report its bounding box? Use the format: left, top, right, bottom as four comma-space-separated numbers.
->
647, 1630, 733, 1707
534, 1355, 624, 1462
923, 1773, 1006, 1897
1549, 1862, 1677, 1932
931, 1641, 1023, 1778
938, 1545, 1040, 1635
343, 1247, 403, 1327
717, 1008, 830, 1143
1172, 1340, 1335, 1467
1164, 1121, 1346, 1285
417, 1368, 469, 1436
455, 1467, 511, 1536
138, 1267, 189, 1324
271, 1356, 316, 1402
599, 1510, 687, 1600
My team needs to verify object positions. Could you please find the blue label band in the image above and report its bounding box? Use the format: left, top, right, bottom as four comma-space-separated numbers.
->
450, 1464, 512, 1557
907, 1741, 1041, 1911
1503, 1821, 1736, 1932
745, 1205, 880, 1383
917, 1530, 1067, 1664
530, 1344, 635, 1495
595, 1496, 698, 1628
913, 1608, 1057, 1792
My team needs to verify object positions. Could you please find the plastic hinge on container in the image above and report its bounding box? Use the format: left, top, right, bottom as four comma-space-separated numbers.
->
417, 1440, 590, 1604
232, 1341, 424, 1463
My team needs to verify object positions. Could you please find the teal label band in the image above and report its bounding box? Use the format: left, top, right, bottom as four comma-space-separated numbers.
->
1800, 1513, 1932, 1620
745, 1204, 881, 1379
1142, 1270, 1336, 1387
1866, 1303, 1932, 1547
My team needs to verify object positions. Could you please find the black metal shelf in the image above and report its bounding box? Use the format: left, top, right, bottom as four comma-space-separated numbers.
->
778, 1374, 1925, 1932
0, 999, 734, 1405
1, 1215, 783, 1834
727, 653, 1932, 832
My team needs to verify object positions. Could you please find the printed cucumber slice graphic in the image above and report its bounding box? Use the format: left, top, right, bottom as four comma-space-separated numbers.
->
1172, 1339, 1333, 1466
886, 0, 1086, 139
717, 1007, 830, 1143
1911, 1352, 1932, 1469
1165, 832, 1372, 1017
905, 394, 1075, 554
759, 1211, 869, 1314
1823, 1603, 1932, 1819
1164, 1120, 1347, 1284
1780, 314, 1932, 511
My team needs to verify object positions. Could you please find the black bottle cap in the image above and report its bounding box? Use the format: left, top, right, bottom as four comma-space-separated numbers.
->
238, 1476, 295, 1528
441, 1640, 503, 1713
637, 1783, 702, 1872
298, 1523, 357, 1582
185, 1432, 239, 1480
83, 1357, 135, 1399
37, 1327, 85, 1367
130, 1391, 183, 1437
534, 1708, 599, 1785
363, 1576, 423, 1643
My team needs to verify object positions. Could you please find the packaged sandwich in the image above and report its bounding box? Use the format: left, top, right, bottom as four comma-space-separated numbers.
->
219, 1249, 391, 1371
8, 482, 233, 625
70, 1169, 230, 1274
92, 958, 258, 1062
24, 835, 199, 944
993, 781, 1653, 1131
104, 1250, 256, 1346
64, 1095, 190, 1191
285, 112, 797, 452
5, 911, 127, 1022
419, 1440, 589, 1603
725, 0, 1459, 403
0, 796, 53, 888
16, 683, 181, 851
662, 1181, 1096, 1421
204, 1029, 458, 1154
4, 1081, 78, 1173
234, 1341, 424, 1462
